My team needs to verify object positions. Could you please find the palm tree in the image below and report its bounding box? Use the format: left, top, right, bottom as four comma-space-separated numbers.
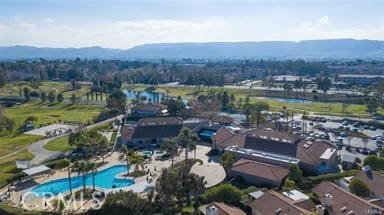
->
301, 111, 308, 133
60, 159, 73, 196
161, 138, 178, 166
177, 128, 199, 161
88, 162, 97, 191
129, 152, 145, 173
97, 137, 109, 163
73, 161, 89, 191
120, 145, 130, 175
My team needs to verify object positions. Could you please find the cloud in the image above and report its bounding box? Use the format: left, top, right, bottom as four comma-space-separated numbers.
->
43, 18, 55, 24
0, 18, 227, 48
318, 15, 330, 25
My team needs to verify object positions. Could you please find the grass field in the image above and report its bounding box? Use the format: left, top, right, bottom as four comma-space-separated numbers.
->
44, 136, 72, 152
3, 101, 104, 127
0, 150, 34, 187
0, 81, 92, 99
130, 85, 383, 118
0, 134, 43, 157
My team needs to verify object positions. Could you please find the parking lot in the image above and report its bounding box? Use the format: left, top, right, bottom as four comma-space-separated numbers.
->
291, 115, 383, 160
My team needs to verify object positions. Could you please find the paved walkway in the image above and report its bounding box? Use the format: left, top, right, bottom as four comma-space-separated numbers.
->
26, 115, 124, 165
190, 163, 226, 188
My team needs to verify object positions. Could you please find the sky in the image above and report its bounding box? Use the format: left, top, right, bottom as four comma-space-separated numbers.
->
0, 0, 383, 49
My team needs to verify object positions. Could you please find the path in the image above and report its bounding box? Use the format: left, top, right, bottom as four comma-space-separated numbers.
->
25, 115, 124, 165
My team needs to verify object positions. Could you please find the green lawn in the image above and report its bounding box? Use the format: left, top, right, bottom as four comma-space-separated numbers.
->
0, 81, 92, 99
131, 85, 383, 118
0, 150, 34, 187
4, 101, 104, 127
0, 134, 43, 157
45, 136, 73, 152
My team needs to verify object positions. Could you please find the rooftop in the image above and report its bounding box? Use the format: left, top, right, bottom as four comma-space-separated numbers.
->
352, 170, 384, 197
231, 159, 289, 183
312, 181, 384, 215
226, 146, 300, 165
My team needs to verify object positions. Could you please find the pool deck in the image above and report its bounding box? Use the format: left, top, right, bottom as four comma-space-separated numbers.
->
1, 145, 225, 213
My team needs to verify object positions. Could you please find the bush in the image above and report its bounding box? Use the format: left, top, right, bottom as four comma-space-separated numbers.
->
349, 179, 371, 197
202, 184, 242, 204
128, 170, 146, 177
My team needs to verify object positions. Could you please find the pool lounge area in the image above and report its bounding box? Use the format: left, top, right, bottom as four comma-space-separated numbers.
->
31, 165, 135, 196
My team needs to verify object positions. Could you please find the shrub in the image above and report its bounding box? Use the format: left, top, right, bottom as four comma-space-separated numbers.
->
202, 184, 242, 204
349, 179, 371, 197
128, 170, 146, 177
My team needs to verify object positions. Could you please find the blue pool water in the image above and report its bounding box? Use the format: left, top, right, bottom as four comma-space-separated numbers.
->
31, 165, 134, 196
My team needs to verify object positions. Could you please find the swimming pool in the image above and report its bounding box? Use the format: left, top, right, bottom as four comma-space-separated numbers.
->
31, 165, 134, 196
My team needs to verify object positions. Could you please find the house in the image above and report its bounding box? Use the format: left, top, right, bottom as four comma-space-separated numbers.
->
311, 181, 384, 215
192, 123, 225, 143
340, 153, 357, 170
352, 169, 384, 200
201, 202, 246, 215
230, 159, 289, 188
120, 117, 183, 147
214, 128, 338, 174
296, 139, 338, 174
249, 191, 311, 215
131, 102, 167, 117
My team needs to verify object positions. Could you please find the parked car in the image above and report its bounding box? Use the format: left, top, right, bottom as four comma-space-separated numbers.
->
320, 118, 327, 123
340, 132, 348, 137
361, 148, 369, 155
353, 122, 360, 127
372, 135, 382, 140
352, 128, 359, 132
369, 126, 377, 131
363, 124, 370, 129
342, 121, 349, 125
309, 122, 314, 126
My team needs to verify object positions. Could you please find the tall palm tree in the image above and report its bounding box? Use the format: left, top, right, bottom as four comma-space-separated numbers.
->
161, 138, 178, 166
120, 145, 130, 175
177, 128, 199, 161
61, 159, 72, 196
88, 162, 97, 191
301, 111, 308, 133
73, 161, 89, 191
129, 152, 145, 173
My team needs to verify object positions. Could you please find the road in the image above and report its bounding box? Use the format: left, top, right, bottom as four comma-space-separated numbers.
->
10, 115, 124, 165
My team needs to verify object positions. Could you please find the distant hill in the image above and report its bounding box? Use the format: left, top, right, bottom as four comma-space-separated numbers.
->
1, 39, 383, 60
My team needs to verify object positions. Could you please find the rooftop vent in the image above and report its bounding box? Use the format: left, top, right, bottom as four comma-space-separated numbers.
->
274, 208, 282, 215
340, 206, 348, 212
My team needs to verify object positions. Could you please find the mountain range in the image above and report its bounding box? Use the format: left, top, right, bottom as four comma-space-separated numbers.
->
1, 39, 383, 60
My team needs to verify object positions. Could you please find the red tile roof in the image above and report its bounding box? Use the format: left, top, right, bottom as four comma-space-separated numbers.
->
209, 202, 246, 215
296, 139, 335, 167
249, 191, 310, 215
231, 159, 289, 183
311, 181, 384, 215
352, 170, 384, 197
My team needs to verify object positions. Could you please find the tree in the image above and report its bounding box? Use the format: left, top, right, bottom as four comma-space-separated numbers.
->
40, 91, 47, 103
177, 128, 199, 161
202, 184, 242, 204
107, 90, 127, 116
70, 93, 78, 104
161, 138, 178, 166
0, 69, 6, 88
23, 87, 31, 102
288, 164, 303, 183
56, 159, 72, 195
282, 179, 296, 191
129, 152, 145, 173
349, 178, 370, 197
317, 77, 332, 94
72, 161, 90, 192
101, 190, 152, 215
48, 91, 56, 103
120, 145, 130, 175
57, 93, 64, 103
251, 102, 269, 128
220, 152, 234, 170
366, 97, 379, 116
363, 155, 384, 171
88, 162, 97, 191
